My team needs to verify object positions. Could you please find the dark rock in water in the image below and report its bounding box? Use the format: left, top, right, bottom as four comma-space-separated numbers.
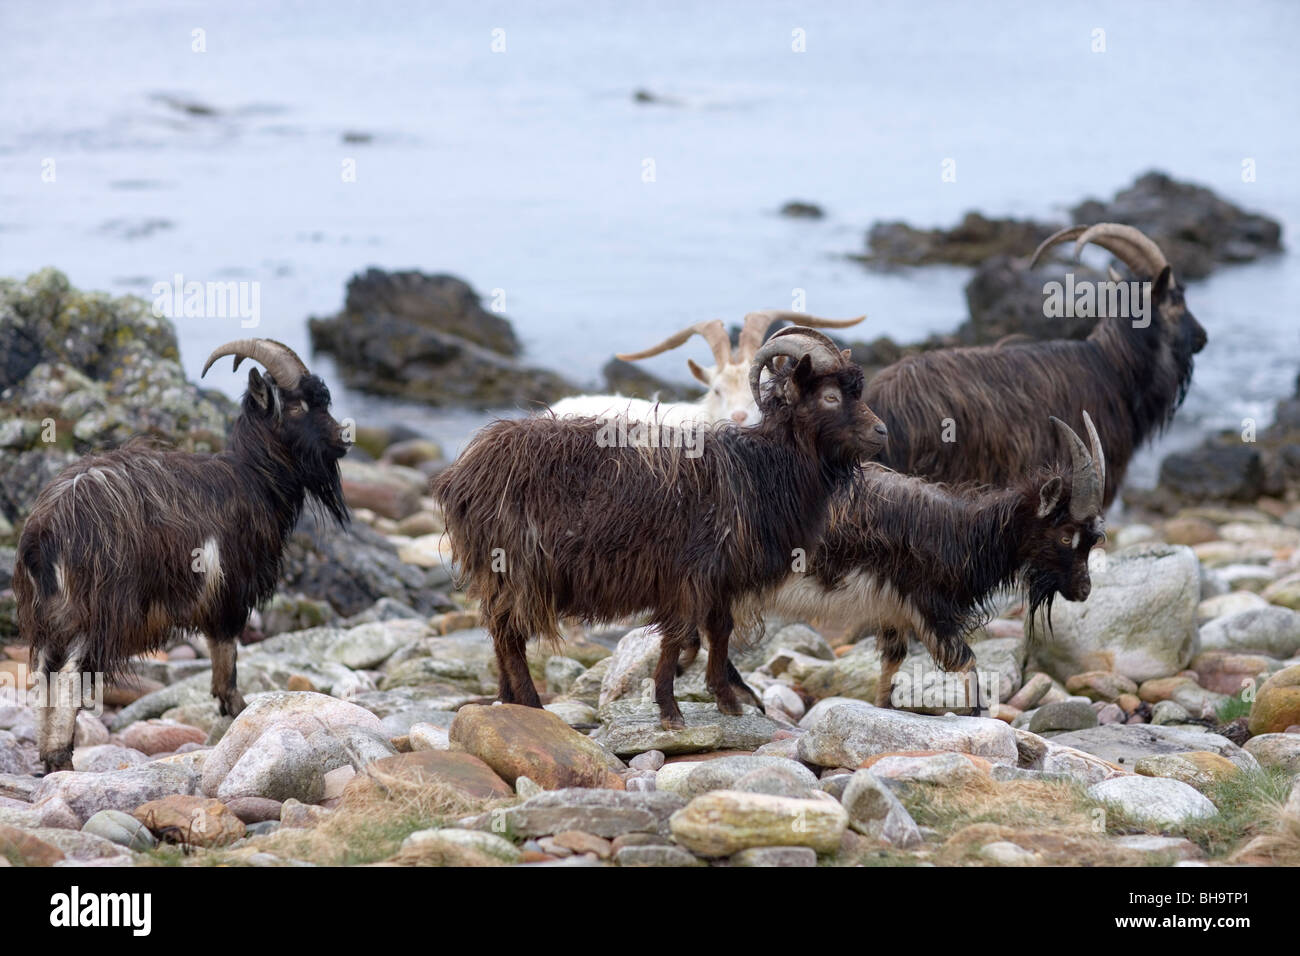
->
1070, 171, 1282, 279
1139, 373, 1300, 511
308, 269, 577, 408
600, 358, 701, 403
341, 131, 373, 144
856, 212, 1058, 268
1158, 441, 1265, 503
342, 270, 520, 356
780, 201, 825, 219
961, 255, 1107, 345
279, 507, 454, 618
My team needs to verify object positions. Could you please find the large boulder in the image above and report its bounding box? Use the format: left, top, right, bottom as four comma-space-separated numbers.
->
199, 691, 384, 797
307, 269, 576, 408
449, 703, 624, 790
1200, 607, 1300, 659
1030, 544, 1200, 683
796, 699, 1019, 767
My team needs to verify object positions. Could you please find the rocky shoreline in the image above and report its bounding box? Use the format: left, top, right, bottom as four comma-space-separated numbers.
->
1, 169, 1297, 868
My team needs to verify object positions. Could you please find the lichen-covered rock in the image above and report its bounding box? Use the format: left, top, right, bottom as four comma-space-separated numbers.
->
1249, 665, 1300, 736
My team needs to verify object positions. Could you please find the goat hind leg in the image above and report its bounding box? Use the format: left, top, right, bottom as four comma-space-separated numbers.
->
703, 609, 742, 716
207, 637, 246, 717
873, 627, 907, 709
653, 626, 687, 730
495, 626, 542, 708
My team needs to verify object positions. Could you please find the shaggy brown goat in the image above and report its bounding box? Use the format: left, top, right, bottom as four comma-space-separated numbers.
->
740, 413, 1107, 711
866, 223, 1206, 506
432, 327, 887, 728
14, 340, 349, 772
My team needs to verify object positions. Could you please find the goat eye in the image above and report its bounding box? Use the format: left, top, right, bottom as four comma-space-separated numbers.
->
822, 392, 840, 405
1060, 534, 1072, 546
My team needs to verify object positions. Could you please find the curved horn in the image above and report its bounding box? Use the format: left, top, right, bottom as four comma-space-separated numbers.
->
202, 338, 308, 391
1029, 225, 1088, 269
748, 326, 846, 404
1050, 414, 1103, 520
1080, 409, 1106, 499
616, 319, 731, 367
1072, 223, 1169, 281
737, 310, 865, 361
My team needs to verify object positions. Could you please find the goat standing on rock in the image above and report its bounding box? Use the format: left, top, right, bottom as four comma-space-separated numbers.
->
15, 339, 350, 772
433, 327, 887, 729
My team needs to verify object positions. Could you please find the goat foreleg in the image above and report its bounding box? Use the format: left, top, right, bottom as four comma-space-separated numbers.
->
36, 650, 80, 774
874, 627, 907, 709
207, 638, 247, 717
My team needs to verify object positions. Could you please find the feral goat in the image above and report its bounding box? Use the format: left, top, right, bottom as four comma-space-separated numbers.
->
735, 413, 1107, 711
550, 310, 864, 426
867, 223, 1206, 506
433, 327, 887, 728
14, 339, 349, 772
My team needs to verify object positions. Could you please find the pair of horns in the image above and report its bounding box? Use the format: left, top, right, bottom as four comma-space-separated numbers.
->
201, 338, 310, 391
617, 310, 864, 368
1049, 411, 1107, 520
1029, 222, 1171, 283
748, 326, 848, 404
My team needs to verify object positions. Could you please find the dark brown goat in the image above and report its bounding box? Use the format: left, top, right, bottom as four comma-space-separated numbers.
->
14, 340, 349, 772
746, 414, 1107, 711
867, 223, 1206, 506
432, 327, 887, 728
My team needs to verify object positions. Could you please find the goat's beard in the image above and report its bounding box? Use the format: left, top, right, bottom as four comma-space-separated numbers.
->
303, 452, 349, 527
1021, 569, 1059, 645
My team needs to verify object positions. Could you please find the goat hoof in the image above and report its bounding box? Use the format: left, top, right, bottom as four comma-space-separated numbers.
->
714, 694, 744, 717
42, 750, 73, 775
660, 714, 686, 731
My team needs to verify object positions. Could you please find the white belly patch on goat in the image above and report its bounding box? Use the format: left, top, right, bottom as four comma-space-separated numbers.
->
197, 537, 224, 596
765, 570, 928, 638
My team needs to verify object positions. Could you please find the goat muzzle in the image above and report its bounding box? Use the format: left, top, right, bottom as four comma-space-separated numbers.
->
202, 338, 310, 392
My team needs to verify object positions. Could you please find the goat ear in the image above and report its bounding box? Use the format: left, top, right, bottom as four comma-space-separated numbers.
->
1151, 264, 1174, 301
840, 348, 852, 362
782, 354, 815, 404
686, 358, 712, 386
247, 368, 271, 410
1037, 475, 1063, 518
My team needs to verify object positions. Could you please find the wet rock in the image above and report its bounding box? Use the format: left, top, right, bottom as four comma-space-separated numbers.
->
780, 201, 825, 219
1158, 441, 1265, 504
859, 212, 1056, 268
670, 790, 847, 857
1087, 776, 1218, 827
1069, 171, 1282, 279
307, 269, 576, 408
449, 703, 624, 790
1030, 544, 1200, 683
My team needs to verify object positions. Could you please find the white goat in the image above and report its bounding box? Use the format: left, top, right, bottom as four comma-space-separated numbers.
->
549, 310, 864, 426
